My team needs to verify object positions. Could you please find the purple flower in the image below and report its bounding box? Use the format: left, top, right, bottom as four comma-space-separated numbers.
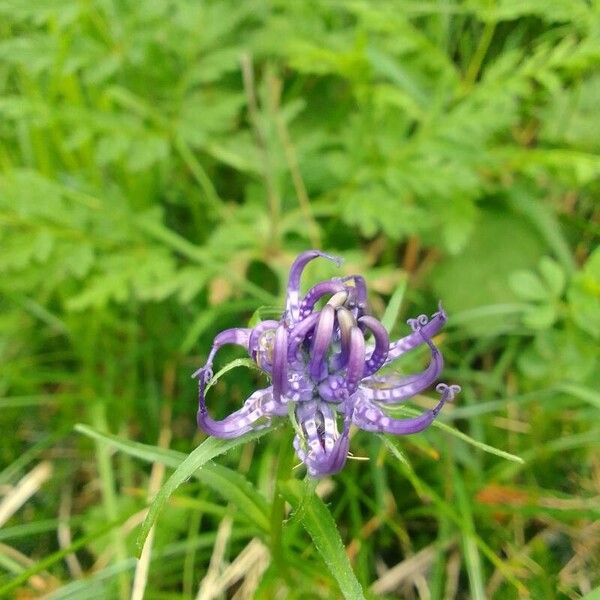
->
194, 250, 460, 477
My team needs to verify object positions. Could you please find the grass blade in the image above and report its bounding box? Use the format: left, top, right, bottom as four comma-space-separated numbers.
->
451, 462, 486, 600
557, 383, 600, 410
385, 405, 524, 463
281, 480, 366, 600
133, 428, 275, 554
0, 515, 133, 596
75, 424, 184, 468
75, 425, 274, 541
381, 277, 407, 334
180, 299, 259, 354
204, 358, 264, 393
0, 428, 66, 486
381, 437, 528, 596
198, 463, 271, 532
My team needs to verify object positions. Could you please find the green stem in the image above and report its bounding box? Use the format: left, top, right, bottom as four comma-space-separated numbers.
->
270, 431, 295, 586
463, 20, 496, 90
91, 402, 131, 599
174, 137, 224, 217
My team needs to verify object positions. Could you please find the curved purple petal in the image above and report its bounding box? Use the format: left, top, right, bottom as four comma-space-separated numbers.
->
247, 320, 280, 373
352, 384, 459, 434
329, 306, 355, 371
293, 400, 323, 458
285, 250, 343, 325
293, 402, 350, 477
272, 325, 288, 403
361, 329, 443, 403
287, 312, 320, 366
191, 327, 252, 382
307, 409, 351, 477
248, 319, 279, 354
299, 279, 346, 319
359, 315, 389, 376
309, 305, 335, 381
197, 385, 286, 438
342, 275, 369, 318
318, 324, 365, 402
381, 306, 447, 365
345, 326, 366, 394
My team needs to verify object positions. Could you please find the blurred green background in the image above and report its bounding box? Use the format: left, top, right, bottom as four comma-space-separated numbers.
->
1, 1, 599, 598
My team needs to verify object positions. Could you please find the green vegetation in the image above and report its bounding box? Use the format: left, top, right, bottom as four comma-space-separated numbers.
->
1, 1, 599, 598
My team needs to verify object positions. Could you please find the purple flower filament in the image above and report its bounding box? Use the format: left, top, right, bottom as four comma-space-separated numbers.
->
194, 250, 460, 477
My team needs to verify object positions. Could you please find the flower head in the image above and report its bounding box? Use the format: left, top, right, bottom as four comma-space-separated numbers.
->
194, 250, 459, 477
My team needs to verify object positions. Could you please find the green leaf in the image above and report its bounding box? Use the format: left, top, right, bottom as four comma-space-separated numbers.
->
280, 480, 366, 600
438, 196, 478, 255
451, 463, 485, 600
180, 299, 259, 354
126, 135, 170, 172
557, 383, 600, 410
522, 303, 557, 329
366, 46, 428, 106
0, 515, 134, 597
204, 357, 264, 394
134, 428, 275, 554
538, 256, 566, 298
194, 463, 271, 533
380, 276, 407, 334
508, 270, 549, 301
384, 406, 524, 463
517, 148, 600, 186
380, 437, 528, 596
507, 193, 576, 275
75, 424, 183, 467
340, 185, 426, 241
248, 305, 284, 328
74, 424, 277, 552
568, 247, 600, 338
432, 208, 546, 328
518, 328, 597, 382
